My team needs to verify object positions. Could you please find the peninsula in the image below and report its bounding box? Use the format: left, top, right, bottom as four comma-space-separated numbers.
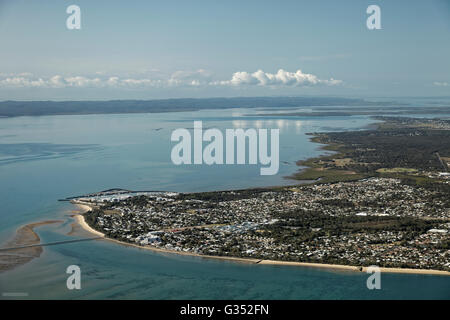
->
71, 117, 450, 275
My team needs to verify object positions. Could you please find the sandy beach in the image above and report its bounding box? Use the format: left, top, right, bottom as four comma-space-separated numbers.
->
72, 203, 105, 238
257, 260, 450, 276
74, 203, 450, 276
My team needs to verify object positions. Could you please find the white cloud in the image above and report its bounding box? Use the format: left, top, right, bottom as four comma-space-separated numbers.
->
0, 74, 165, 89
0, 76, 46, 87
168, 69, 212, 86
120, 78, 160, 87
434, 81, 449, 87
216, 69, 342, 87
0, 68, 342, 89
49, 75, 65, 88
106, 76, 119, 86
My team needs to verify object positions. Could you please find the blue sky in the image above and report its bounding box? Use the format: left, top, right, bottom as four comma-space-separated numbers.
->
0, 0, 449, 100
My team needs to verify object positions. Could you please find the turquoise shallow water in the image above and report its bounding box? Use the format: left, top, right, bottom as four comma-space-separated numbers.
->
0, 106, 449, 299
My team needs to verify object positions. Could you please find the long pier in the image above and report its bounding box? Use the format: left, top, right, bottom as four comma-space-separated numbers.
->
0, 236, 103, 252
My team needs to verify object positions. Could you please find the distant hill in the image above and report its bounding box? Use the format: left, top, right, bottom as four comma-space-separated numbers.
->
0, 97, 385, 117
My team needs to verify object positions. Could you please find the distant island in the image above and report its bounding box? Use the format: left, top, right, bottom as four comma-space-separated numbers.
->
70, 116, 450, 275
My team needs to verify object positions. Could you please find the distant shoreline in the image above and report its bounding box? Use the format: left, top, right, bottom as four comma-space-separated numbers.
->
0, 97, 389, 118
73, 203, 450, 276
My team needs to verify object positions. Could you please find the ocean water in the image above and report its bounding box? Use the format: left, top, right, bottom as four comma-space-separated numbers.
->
0, 106, 449, 299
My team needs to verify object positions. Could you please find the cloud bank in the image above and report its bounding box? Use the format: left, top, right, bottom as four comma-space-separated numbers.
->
0, 68, 342, 89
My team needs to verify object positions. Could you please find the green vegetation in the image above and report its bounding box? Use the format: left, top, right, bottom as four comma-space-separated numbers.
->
269, 211, 444, 235
292, 117, 450, 185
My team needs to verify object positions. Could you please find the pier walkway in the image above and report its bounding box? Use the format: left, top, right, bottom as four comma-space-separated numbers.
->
0, 236, 104, 252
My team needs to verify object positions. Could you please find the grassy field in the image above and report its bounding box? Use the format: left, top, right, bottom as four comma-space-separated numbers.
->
289, 122, 447, 185
376, 168, 418, 173
291, 167, 368, 183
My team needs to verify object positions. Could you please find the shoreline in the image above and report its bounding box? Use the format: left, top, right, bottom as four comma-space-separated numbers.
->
73, 203, 450, 276
72, 204, 106, 238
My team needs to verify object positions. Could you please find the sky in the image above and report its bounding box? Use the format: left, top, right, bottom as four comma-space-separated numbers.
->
0, 0, 449, 100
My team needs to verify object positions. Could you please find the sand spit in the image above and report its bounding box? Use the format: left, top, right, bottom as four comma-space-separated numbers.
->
0, 220, 62, 273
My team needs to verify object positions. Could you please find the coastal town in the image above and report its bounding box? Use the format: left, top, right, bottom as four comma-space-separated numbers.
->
72, 117, 450, 272
76, 177, 450, 271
